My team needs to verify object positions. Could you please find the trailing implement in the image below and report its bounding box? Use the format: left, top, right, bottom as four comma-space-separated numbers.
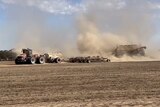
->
69, 56, 110, 63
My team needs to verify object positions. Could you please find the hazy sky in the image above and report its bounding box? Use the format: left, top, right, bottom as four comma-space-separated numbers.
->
0, 0, 160, 50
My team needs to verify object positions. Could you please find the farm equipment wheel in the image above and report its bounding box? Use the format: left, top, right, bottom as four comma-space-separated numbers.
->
107, 59, 111, 62
30, 57, 36, 64
39, 56, 45, 64
55, 58, 61, 63
86, 60, 91, 63
79, 60, 83, 63
15, 59, 20, 64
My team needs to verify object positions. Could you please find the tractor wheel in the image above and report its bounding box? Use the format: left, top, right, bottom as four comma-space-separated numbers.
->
86, 59, 91, 63
15, 59, 20, 64
30, 57, 36, 64
39, 56, 45, 64
55, 58, 61, 63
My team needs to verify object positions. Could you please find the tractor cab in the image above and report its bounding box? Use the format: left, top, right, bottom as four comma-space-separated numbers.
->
22, 48, 32, 57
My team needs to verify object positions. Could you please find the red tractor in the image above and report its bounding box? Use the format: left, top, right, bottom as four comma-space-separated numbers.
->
15, 48, 45, 64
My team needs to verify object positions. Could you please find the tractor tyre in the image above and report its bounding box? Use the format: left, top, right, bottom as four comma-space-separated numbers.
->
86, 59, 91, 63
39, 56, 45, 64
15, 59, 20, 64
55, 58, 61, 63
29, 57, 36, 64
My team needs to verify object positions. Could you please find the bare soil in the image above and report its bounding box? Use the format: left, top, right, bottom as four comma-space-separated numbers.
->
0, 61, 160, 107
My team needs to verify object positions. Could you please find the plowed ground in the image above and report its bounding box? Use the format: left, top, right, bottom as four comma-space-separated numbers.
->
0, 61, 160, 107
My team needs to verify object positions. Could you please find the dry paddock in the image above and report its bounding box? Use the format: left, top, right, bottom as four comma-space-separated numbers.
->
0, 61, 160, 107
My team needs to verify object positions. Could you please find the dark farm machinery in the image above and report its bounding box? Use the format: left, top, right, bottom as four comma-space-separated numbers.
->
15, 48, 61, 64
68, 56, 111, 63
112, 45, 146, 57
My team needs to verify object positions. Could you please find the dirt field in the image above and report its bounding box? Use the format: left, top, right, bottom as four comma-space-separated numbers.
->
0, 61, 160, 107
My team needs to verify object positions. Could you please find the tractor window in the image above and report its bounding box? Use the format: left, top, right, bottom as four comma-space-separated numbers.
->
22, 49, 32, 57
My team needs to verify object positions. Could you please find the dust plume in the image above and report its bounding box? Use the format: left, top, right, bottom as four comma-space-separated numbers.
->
77, 0, 158, 61
1, 0, 160, 61
77, 17, 128, 55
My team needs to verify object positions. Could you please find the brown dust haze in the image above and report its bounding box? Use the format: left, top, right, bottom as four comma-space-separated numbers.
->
3, 0, 160, 61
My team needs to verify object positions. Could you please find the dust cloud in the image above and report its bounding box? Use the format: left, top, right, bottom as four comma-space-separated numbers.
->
2, 0, 160, 61
76, 0, 158, 61
77, 17, 128, 55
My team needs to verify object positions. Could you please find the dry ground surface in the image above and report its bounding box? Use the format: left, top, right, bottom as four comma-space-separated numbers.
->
0, 61, 160, 107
